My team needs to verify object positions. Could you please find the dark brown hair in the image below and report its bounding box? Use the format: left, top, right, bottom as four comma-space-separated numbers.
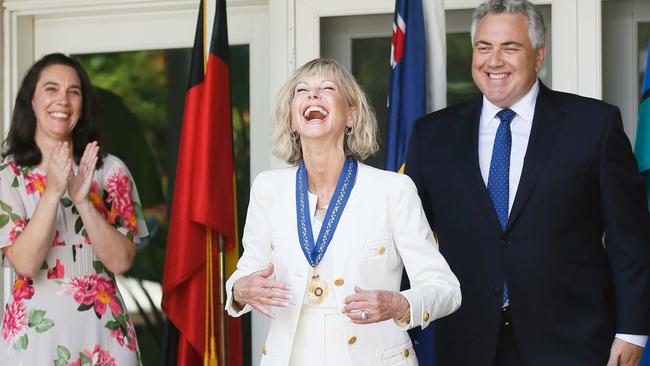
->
3, 53, 103, 167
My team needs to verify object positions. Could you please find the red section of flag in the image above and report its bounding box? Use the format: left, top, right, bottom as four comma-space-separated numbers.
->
392, 19, 406, 65
161, 11, 242, 365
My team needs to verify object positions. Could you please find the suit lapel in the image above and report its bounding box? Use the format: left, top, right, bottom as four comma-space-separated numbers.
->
507, 84, 564, 230
455, 97, 502, 231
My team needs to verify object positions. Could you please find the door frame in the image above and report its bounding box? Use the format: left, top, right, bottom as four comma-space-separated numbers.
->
602, 0, 650, 143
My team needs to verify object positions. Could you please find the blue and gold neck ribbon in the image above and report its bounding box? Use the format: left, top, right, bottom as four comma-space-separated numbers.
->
296, 157, 357, 267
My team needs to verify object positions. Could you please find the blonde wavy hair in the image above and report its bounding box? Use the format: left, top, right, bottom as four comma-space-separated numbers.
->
271, 58, 378, 165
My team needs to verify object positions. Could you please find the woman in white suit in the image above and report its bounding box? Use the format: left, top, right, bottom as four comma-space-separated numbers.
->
225, 58, 461, 365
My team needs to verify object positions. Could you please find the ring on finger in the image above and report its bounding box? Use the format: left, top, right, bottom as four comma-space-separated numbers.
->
360, 310, 367, 321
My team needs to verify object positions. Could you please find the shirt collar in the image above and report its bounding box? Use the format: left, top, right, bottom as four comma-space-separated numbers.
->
481, 80, 540, 127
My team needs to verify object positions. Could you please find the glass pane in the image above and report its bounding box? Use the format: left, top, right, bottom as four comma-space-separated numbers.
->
446, 32, 481, 105
352, 37, 391, 169
74, 46, 250, 365
639, 22, 650, 100
320, 15, 391, 169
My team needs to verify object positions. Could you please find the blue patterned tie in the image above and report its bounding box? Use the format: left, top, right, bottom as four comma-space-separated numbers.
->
487, 108, 516, 307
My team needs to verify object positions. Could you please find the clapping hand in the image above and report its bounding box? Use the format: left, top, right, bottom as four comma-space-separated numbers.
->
68, 141, 99, 205
232, 263, 291, 318
44, 142, 73, 201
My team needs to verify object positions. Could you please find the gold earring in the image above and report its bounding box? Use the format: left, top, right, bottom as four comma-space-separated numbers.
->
289, 130, 299, 142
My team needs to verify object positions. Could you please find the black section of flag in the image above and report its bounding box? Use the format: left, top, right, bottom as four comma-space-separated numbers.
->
188, 0, 206, 90
643, 88, 650, 103
210, 0, 229, 64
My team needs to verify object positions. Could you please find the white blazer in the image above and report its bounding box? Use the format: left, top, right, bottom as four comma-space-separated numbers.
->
226, 163, 461, 365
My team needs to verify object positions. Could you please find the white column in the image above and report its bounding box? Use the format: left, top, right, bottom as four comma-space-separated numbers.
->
551, 0, 602, 98
268, 0, 294, 170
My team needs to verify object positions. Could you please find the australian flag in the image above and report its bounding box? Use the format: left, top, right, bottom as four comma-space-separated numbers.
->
385, 0, 426, 172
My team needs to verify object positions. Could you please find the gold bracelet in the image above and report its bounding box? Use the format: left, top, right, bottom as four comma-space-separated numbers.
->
398, 309, 411, 325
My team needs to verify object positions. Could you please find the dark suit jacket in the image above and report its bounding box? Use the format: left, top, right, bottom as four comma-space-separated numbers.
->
405, 83, 650, 366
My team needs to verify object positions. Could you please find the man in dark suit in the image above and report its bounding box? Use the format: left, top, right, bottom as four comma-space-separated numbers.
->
405, 0, 650, 365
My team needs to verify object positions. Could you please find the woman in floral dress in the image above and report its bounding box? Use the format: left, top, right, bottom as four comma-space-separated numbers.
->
0, 53, 148, 366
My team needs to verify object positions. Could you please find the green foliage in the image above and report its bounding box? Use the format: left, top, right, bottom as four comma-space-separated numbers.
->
54, 345, 72, 366
77, 303, 94, 312
13, 334, 28, 352
74, 216, 84, 234
446, 32, 481, 106
76, 52, 168, 165
104, 320, 120, 331
27, 309, 46, 326
57, 345, 71, 360
27, 309, 54, 333
80, 352, 92, 366
93, 261, 106, 274
352, 37, 390, 168
0, 200, 12, 228
34, 319, 55, 333
0, 200, 12, 213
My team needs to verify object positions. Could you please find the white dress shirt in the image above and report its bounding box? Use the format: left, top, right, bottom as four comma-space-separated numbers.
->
477, 80, 647, 348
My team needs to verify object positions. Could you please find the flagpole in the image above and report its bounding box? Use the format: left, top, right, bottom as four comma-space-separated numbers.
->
218, 233, 228, 366
205, 228, 215, 366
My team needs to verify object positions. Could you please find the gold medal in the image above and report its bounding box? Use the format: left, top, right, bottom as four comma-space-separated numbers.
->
308, 270, 328, 304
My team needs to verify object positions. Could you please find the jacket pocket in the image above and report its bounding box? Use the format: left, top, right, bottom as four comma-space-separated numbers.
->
362, 238, 396, 258
381, 339, 416, 365
360, 238, 401, 285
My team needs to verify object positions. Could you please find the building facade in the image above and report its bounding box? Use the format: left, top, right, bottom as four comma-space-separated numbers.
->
1, 0, 648, 364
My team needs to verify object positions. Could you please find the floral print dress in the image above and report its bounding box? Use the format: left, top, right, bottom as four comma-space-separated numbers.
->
0, 154, 148, 366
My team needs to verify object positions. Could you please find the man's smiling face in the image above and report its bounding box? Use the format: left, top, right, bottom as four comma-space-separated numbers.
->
471, 12, 545, 108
